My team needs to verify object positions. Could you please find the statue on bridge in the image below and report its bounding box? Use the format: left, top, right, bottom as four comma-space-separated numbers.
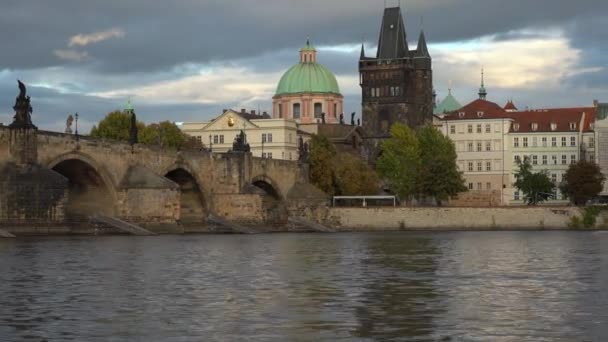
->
298, 136, 309, 163
65, 114, 74, 134
232, 130, 251, 152
9, 80, 37, 129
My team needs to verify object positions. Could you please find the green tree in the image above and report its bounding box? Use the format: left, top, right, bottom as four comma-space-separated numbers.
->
90, 110, 145, 141
333, 153, 380, 196
140, 121, 198, 149
560, 160, 606, 206
376, 123, 421, 202
514, 157, 555, 205
416, 124, 467, 205
309, 134, 337, 195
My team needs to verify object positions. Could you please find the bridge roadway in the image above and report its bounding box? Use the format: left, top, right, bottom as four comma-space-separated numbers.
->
0, 127, 323, 233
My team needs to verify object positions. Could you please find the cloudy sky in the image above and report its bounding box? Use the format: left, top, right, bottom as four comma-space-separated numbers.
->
0, 0, 606, 132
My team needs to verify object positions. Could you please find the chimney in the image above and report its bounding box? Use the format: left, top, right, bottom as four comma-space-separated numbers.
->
241, 108, 246, 114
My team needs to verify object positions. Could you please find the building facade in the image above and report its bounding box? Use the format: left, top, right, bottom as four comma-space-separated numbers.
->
272, 40, 343, 124
180, 109, 302, 160
359, 6, 433, 139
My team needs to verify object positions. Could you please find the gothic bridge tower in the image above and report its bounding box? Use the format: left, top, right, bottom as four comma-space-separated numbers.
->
359, 6, 433, 145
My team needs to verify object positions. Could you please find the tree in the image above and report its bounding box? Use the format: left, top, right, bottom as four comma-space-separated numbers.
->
416, 124, 467, 205
514, 157, 555, 205
560, 160, 606, 206
90, 110, 145, 142
333, 153, 380, 196
376, 123, 421, 202
139, 121, 198, 149
309, 134, 337, 195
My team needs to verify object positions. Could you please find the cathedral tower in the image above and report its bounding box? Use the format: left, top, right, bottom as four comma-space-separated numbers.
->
359, 7, 433, 140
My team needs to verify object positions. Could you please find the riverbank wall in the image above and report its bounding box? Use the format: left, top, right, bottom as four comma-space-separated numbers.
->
308, 207, 592, 231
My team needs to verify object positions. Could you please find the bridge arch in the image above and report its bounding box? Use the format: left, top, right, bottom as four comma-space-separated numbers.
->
251, 175, 283, 200
163, 163, 208, 225
46, 152, 117, 219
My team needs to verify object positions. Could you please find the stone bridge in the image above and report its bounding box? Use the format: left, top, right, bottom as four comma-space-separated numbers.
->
0, 127, 326, 234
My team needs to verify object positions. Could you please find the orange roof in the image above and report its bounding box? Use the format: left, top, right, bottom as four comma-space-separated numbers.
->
509, 107, 596, 133
504, 100, 518, 111
442, 99, 507, 121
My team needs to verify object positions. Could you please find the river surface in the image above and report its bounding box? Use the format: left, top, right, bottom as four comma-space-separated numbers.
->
1, 231, 607, 341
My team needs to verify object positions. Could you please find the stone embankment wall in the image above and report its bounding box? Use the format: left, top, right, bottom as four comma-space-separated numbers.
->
315, 207, 584, 230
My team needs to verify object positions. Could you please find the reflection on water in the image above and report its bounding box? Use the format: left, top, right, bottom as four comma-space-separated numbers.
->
0, 232, 607, 341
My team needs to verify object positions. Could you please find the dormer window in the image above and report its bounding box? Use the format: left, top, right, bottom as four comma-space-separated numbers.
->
550, 123, 557, 131
569, 122, 577, 130
531, 123, 538, 131
477, 111, 484, 118
458, 112, 465, 118
513, 123, 520, 132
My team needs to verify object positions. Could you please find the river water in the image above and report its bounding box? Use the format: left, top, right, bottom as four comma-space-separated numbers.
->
1, 232, 607, 341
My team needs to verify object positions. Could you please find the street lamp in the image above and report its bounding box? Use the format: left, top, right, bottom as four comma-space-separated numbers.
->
209, 134, 212, 152
74, 113, 79, 140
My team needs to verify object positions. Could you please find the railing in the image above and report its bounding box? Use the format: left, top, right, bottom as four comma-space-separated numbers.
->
332, 196, 397, 207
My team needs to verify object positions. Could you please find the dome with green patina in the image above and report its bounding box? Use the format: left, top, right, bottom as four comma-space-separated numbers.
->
435, 90, 462, 115
275, 40, 341, 96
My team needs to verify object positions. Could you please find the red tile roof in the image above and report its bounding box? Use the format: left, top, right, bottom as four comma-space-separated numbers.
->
442, 99, 507, 121
509, 107, 596, 133
504, 100, 518, 111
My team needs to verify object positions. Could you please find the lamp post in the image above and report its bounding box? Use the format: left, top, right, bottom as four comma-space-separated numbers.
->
209, 134, 212, 152
74, 113, 79, 140
261, 136, 265, 158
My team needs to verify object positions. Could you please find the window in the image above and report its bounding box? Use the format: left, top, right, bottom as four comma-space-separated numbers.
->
267, 153, 273, 159
485, 124, 491, 133
314, 103, 323, 118
293, 103, 301, 119
514, 191, 520, 200
477, 182, 482, 190
477, 142, 482, 152
459, 112, 465, 118
569, 122, 577, 130
486, 142, 492, 151
532, 155, 538, 165
551, 174, 557, 183
469, 183, 474, 190
476, 124, 482, 133
213, 135, 219, 144
571, 155, 576, 164
514, 137, 519, 148
513, 123, 520, 131
278, 104, 283, 118
590, 137, 595, 148
468, 125, 473, 133
570, 137, 576, 147
267, 133, 273, 143
262, 133, 267, 143
486, 161, 492, 171
477, 162, 482, 171
561, 137, 567, 147
514, 155, 521, 163
552, 137, 557, 147
468, 142, 474, 152
196, 136, 202, 143
562, 155, 567, 165
531, 123, 538, 131
262, 153, 266, 158
477, 111, 484, 118
532, 137, 538, 147
523, 137, 529, 147
542, 137, 547, 147
219, 135, 224, 144
486, 182, 492, 190
550, 123, 557, 131
333, 103, 337, 117
450, 125, 456, 134
542, 155, 547, 165
552, 155, 557, 164
468, 162, 474, 172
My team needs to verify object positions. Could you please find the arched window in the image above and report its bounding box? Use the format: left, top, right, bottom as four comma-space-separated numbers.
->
314, 103, 322, 119
278, 104, 283, 118
293, 103, 301, 119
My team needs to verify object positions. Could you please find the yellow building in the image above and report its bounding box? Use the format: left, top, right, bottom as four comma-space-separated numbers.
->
180, 109, 306, 160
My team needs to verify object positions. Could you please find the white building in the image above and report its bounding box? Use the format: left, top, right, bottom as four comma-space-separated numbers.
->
180, 109, 304, 160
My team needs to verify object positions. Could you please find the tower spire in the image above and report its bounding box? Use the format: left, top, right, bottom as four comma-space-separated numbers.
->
360, 43, 365, 59
478, 68, 487, 100
415, 29, 430, 58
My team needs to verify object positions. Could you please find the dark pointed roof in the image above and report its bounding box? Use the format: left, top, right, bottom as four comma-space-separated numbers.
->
376, 7, 409, 59
360, 43, 365, 59
415, 30, 430, 58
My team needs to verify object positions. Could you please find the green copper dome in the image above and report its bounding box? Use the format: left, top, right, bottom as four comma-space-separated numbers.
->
435, 91, 462, 114
275, 40, 341, 96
